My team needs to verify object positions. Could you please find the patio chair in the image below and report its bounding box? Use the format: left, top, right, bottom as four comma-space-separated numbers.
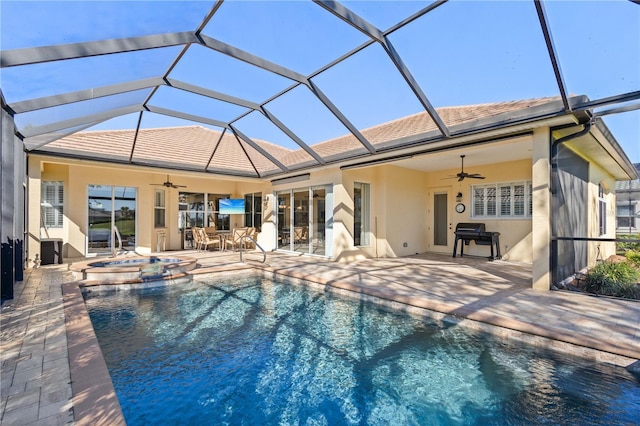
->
226, 227, 248, 251
197, 227, 220, 251
191, 227, 202, 251
244, 227, 257, 249
204, 225, 217, 237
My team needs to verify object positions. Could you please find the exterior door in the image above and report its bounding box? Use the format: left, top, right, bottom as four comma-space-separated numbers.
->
276, 186, 332, 256
276, 191, 291, 250
432, 190, 452, 253
88, 185, 137, 255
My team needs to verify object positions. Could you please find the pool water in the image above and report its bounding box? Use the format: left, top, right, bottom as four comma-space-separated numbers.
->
84, 275, 640, 425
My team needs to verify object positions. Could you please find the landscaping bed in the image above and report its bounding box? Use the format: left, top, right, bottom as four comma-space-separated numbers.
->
563, 250, 640, 300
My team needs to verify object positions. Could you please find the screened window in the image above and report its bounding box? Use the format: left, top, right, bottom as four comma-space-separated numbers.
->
154, 189, 166, 228
472, 182, 532, 218
354, 182, 370, 246
42, 181, 64, 228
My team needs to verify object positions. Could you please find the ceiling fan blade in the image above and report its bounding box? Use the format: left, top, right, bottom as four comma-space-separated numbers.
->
467, 175, 485, 179
172, 184, 187, 188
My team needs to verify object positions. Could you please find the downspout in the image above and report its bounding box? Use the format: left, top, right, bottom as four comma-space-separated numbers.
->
549, 119, 593, 286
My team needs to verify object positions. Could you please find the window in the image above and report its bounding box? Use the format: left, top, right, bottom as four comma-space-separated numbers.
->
354, 182, 370, 246
154, 189, 166, 228
598, 183, 607, 236
617, 204, 636, 229
208, 194, 231, 231
178, 192, 230, 231
472, 181, 532, 218
244, 192, 262, 231
42, 181, 63, 228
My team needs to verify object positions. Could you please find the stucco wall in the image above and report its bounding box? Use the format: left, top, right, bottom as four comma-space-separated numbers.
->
29, 156, 266, 261
588, 159, 618, 263
424, 158, 534, 263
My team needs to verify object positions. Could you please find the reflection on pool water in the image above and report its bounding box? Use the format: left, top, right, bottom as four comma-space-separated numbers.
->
84, 275, 640, 425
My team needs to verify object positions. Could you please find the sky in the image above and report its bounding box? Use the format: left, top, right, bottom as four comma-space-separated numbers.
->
1, 0, 638, 164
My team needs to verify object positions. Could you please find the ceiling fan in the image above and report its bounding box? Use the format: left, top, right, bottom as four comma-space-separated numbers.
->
150, 175, 186, 189
446, 155, 486, 181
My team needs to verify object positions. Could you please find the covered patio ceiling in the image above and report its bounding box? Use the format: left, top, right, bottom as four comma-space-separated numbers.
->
1, 0, 638, 179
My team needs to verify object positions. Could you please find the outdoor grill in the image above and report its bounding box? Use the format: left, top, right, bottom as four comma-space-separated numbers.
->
453, 223, 501, 260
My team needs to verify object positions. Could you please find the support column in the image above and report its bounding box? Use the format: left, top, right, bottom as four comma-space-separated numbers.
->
531, 127, 552, 291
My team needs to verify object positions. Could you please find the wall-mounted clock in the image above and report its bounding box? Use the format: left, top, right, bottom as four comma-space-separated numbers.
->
455, 203, 466, 213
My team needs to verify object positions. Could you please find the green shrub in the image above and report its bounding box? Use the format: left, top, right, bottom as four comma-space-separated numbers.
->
585, 260, 640, 300
617, 233, 640, 254
625, 250, 640, 268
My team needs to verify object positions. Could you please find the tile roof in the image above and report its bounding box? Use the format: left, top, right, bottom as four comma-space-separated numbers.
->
39, 97, 565, 177
616, 163, 640, 191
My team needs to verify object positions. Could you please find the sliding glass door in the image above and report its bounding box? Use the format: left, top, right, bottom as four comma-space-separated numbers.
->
276, 186, 332, 256
277, 192, 291, 250
312, 187, 326, 255
88, 185, 137, 255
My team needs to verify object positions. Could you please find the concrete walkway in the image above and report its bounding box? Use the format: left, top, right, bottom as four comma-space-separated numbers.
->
2, 251, 639, 424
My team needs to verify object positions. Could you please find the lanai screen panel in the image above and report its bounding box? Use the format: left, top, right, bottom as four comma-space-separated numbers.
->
0, 0, 638, 174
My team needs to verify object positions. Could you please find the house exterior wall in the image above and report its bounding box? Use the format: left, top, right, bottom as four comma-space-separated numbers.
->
588, 160, 618, 262
27, 156, 266, 264
25, 124, 624, 293
424, 158, 535, 263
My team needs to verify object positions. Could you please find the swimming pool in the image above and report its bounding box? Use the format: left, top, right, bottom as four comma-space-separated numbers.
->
84, 274, 640, 425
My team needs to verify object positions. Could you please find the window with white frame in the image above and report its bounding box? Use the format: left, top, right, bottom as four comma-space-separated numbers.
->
354, 182, 370, 246
154, 189, 166, 228
244, 192, 262, 231
598, 183, 607, 236
472, 181, 532, 218
41, 181, 64, 228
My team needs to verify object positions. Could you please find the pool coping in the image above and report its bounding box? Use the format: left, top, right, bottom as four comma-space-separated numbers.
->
63, 263, 640, 425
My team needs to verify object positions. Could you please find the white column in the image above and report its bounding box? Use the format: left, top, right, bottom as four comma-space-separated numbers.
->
531, 127, 552, 291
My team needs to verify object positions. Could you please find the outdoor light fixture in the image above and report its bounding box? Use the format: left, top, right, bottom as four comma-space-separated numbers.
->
456, 192, 463, 202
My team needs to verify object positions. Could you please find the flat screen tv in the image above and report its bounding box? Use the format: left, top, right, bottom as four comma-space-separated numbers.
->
219, 198, 245, 215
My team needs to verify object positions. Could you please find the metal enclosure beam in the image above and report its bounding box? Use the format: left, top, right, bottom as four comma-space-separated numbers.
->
229, 125, 289, 172
21, 105, 143, 138
314, 0, 450, 138
9, 77, 164, 114
259, 107, 325, 165
167, 78, 260, 110
306, 80, 376, 153
198, 34, 308, 83
146, 105, 228, 128
534, 0, 570, 112
1, 32, 199, 67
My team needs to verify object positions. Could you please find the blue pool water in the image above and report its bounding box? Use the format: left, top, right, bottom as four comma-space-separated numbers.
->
84, 275, 640, 425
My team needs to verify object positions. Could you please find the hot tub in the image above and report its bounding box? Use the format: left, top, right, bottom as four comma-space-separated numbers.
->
70, 255, 197, 283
